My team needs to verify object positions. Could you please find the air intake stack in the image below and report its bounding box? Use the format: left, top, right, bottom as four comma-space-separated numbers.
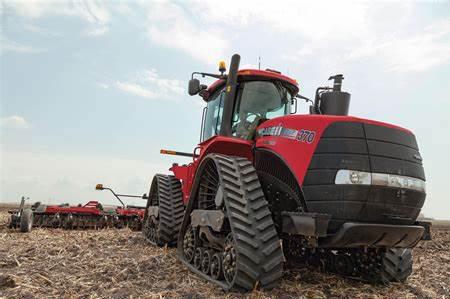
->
314, 74, 351, 116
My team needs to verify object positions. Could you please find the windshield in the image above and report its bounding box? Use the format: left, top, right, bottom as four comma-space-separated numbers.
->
232, 81, 292, 139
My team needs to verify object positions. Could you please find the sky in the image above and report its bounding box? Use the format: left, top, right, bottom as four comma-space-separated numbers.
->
1, 0, 449, 219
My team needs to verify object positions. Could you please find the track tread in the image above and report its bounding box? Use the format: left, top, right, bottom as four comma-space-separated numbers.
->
378, 248, 413, 283
144, 174, 185, 246
215, 154, 284, 291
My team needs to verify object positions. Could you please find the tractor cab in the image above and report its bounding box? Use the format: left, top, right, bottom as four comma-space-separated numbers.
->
202, 73, 298, 140
189, 59, 299, 141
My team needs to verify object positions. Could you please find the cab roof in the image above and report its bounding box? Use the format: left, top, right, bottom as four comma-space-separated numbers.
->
207, 69, 299, 95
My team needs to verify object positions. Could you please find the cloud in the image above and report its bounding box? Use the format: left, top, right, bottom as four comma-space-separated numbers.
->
193, 1, 369, 41
116, 69, 184, 100
85, 25, 109, 36
3, 0, 110, 34
1, 36, 45, 53
97, 83, 109, 89
116, 82, 156, 99
22, 23, 45, 33
0, 115, 31, 129
192, 1, 450, 73
345, 20, 450, 72
144, 1, 228, 64
4, 0, 110, 23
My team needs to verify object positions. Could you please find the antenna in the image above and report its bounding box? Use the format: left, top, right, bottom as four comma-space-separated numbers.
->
258, 56, 261, 70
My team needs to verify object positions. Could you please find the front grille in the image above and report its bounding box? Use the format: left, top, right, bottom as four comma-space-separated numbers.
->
302, 121, 426, 229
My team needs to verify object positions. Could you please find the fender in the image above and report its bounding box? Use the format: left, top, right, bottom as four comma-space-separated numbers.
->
170, 135, 253, 203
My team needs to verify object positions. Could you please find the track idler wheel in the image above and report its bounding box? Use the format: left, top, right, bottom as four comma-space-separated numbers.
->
183, 225, 196, 263
143, 216, 159, 244
222, 233, 237, 285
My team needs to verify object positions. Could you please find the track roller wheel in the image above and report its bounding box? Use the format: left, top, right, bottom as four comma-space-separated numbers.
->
177, 154, 284, 291
333, 253, 355, 276
194, 247, 204, 269
201, 250, 214, 274
143, 174, 184, 246
211, 253, 223, 280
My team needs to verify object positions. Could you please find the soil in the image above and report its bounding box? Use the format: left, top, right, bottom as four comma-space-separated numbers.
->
0, 208, 449, 299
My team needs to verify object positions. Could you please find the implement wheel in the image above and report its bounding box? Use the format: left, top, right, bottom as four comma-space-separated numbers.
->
20, 208, 33, 233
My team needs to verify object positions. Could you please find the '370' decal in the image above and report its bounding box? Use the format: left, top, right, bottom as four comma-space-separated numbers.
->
257, 125, 316, 144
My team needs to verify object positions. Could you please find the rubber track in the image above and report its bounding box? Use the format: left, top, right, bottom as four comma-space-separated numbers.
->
179, 154, 285, 291
379, 248, 413, 283
150, 174, 185, 246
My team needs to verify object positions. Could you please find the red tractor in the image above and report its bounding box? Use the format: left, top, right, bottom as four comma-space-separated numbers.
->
142, 54, 429, 291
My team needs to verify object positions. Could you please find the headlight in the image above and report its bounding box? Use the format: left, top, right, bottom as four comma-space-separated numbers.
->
335, 170, 426, 193
335, 170, 371, 185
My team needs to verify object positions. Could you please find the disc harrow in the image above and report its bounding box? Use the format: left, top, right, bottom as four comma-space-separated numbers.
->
9, 199, 145, 232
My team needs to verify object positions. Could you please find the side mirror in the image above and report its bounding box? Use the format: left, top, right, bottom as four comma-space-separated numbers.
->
95, 184, 104, 190
290, 97, 298, 114
188, 79, 201, 96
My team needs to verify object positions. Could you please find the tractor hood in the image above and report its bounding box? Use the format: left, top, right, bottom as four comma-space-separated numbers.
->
255, 114, 425, 229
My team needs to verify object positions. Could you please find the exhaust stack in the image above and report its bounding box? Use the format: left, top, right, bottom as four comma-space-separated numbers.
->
220, 54, 240, 136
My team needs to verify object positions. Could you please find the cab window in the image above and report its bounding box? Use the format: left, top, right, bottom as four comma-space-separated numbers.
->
232, 81, 291, 139
202, 88, 225, 141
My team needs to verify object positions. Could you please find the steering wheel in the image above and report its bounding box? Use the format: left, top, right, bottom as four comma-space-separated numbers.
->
232, 112, 262, 138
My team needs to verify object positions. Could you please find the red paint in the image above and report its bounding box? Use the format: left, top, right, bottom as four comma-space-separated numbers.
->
256, 114, 412, 185
207, 69, 299, 95
116, 207, 145, 218
45, 201, 102, 215
170, 136, 253, 203
170, 114, 414, 203
169, 69, 414, 205
44, 201, 145, 219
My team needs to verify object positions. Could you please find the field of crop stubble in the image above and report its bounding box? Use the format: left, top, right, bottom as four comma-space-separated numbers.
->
0, 206, 449, 299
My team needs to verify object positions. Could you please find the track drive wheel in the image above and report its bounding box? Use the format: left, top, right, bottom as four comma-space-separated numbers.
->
20, 208, 33, 233
143, 174, 184, 246
178, 154, 284, 291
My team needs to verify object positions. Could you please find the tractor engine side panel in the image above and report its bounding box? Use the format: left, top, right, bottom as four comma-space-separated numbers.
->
255, 115, 338, 186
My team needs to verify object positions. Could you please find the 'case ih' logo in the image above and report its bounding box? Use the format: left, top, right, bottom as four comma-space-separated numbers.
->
258, 126, 316, 144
